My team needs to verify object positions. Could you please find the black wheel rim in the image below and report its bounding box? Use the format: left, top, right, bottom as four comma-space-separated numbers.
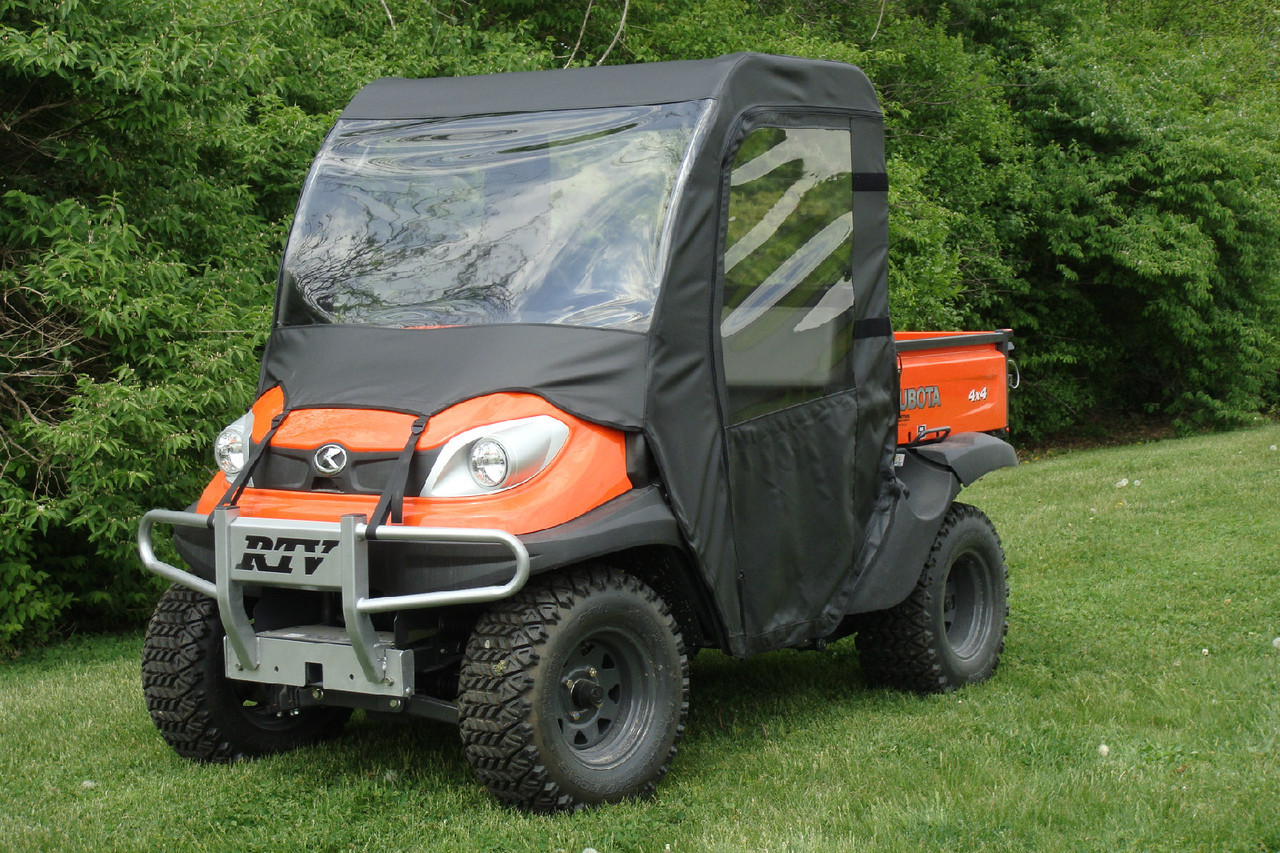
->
554, 628, 655, 767
942, 547, 994, 661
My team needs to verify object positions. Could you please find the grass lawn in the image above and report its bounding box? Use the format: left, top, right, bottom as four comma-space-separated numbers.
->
1, 423, 1277, 852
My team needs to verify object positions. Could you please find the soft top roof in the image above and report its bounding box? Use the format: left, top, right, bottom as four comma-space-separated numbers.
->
341, 52, 880, 120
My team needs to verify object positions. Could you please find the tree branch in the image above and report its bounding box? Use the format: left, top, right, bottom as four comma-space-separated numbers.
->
564, 0, 596, 68
596, 0, 629, 66
0, 379, 48, 426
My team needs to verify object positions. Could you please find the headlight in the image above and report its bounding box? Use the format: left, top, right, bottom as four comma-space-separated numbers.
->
213, 412, 254, 476
469, 438, 510, 488
423, 416, 570, 497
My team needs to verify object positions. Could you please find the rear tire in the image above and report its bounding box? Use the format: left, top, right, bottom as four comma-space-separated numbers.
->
856, 502, 1008, 693
458, 566, 688, 811
141, 585, 349, 762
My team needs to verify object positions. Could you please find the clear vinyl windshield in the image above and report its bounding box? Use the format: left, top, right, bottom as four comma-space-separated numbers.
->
278, 101, 708, 331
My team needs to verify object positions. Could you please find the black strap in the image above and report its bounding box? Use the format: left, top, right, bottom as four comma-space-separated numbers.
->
215, 412, 287, 514
852, 172, 889, 192
365, 415, 428, 539
854, 316, 893, 340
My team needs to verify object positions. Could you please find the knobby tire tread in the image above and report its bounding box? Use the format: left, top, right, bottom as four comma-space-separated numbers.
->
457, 566, 688, 812
141, 584, 346, 763
142, 585, 243, 762
855, 502, 1008, 694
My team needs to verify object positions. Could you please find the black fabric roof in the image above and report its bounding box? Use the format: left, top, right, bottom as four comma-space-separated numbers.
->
340, 52, 880, 120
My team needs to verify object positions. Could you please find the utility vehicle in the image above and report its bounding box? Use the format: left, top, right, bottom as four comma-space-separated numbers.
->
139, 53, 1017, 811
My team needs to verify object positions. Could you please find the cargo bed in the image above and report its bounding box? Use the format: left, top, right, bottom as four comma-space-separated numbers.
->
895, 330, 1013, 445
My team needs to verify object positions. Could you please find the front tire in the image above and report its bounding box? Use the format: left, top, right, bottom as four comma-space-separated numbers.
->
458, 566, 688, 811
856, 502, 1009, 693
141, 585, 349, 762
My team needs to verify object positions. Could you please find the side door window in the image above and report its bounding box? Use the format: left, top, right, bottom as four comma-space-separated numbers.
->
721, 126, 855, 423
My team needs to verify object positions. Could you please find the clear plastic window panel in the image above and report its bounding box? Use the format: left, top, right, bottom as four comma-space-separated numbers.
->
279, 102, 707, 331
721, 126, 855, 423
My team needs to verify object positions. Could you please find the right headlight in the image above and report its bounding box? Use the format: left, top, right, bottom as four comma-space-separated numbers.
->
422, 416, 570, 497
213, 412, 254, 476
468, 438, 510, 488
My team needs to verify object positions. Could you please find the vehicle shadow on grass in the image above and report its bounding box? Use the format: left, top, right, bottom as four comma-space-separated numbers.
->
682, 639, 911, 739
285, 637, 929, 805
324, 709, 476, 784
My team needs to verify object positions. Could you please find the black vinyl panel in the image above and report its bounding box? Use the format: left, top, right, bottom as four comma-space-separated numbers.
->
259, 324, 648, 430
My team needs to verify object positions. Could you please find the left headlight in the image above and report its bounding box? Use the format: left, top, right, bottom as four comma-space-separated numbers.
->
422, 416, 570, 497
213, 412, 254, 476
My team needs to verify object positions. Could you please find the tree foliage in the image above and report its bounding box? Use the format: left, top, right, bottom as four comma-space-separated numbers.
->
2, 0, 1277, 646
0, 0, 552, 646
911, 0, 1280, 434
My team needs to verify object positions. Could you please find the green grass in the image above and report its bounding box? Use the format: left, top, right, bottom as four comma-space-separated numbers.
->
2, 423, 1278, 852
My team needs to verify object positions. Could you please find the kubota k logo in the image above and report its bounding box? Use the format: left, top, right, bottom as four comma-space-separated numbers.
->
313, 444, 348, 475
235, 535, 339, 575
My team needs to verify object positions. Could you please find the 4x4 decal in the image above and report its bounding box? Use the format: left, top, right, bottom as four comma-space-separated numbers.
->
235, 535, 339, 575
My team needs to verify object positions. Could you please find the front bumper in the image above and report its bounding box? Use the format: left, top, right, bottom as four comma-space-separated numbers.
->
138, 507, 529, 701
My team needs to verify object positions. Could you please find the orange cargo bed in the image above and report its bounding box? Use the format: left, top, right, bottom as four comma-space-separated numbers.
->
895, 330, 1013, 445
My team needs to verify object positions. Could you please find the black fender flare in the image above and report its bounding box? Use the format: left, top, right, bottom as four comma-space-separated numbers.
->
910, 431, 1019, 487
843, 432, 1016, 615
171, 503, 215, 581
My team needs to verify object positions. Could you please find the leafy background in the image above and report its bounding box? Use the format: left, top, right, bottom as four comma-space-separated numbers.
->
2, 0, 1277, 646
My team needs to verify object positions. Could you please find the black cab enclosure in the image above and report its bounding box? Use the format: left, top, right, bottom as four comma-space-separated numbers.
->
269, 53, 899, 654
